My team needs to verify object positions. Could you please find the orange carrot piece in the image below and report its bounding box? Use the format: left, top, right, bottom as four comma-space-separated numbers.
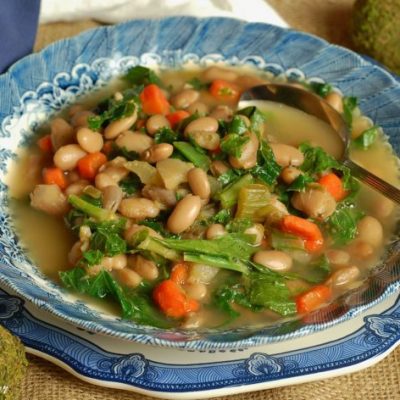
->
42, 167, 67, 190
166, 110, 190, 128
77, 152, 107, 180
209, 79, 241, 102
296, 284, 332, 314
153, 279, 199, 319
37, 134, 53, 153
170, 262, 189, 285
139, 84, 170, 115
102, 141, 113, 155
135, 118, 146, 130
280, 215, 324, 253
318, 173, 347, 201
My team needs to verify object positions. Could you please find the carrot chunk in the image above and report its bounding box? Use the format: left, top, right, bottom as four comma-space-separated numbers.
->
296, 284, 332, 314
209, 79, 241, 102
139, 84, 170, 115
153, 279, 199, 319
42, 167, 67, 190
37, 134, 53, 153
318, 173, 347, 201
170, 262, 189, 285
280, 215, 324, 253
77, 152, 107, 180
166, 110, 190, 128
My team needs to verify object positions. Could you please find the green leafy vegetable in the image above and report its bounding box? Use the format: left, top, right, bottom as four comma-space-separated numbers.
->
308, 82, 333, 97
186, 77, 209, 91
287, 174, 314, 191
173, 141, 210, 170
119, 174, 142, 195
220, 133, 249, 158
343, 96, 358, 127
218, 168, 245, 187
68, 194, 116, 222
251, 141, 281, 186
81, 249, 103, 266
209, 209, 232, 225
108, 143, 139, 161
123, 65, 161, 86
300, 255, 331, 284
228, 115, 248, 135
353, 126, 379, 149
219, 173, 254, 208
154, 127, 178, 144
225, 217, 253, 233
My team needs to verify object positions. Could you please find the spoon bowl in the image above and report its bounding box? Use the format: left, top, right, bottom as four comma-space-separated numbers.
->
239, 84, 400, 204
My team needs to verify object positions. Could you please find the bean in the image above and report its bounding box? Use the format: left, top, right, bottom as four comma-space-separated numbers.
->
206, 223, 226, 239
330, 266, 360, 287
244, 224, 265, 246
113, 91, 124, 101
210, 160, 229, 177
146, 114, 171, 136
229, 132, 259, 169
76, 127, 104, 153
184, 116, 218, 137
291, 184, 336, 220
68, 104, 85, 117
104, 111, 138, 139
131, 255, 159, 281
167, 194, 201, 234
171, 89, 199, 109
119, 197, 160, 220
142, 143, 174, 163
253, 250, 293, 272
30, 184, 69, 215
141, 185, 177, 208
187, 101, 209, 115
109, 254, 128, 270
190, 131, 220, 151
50, 117, 75, 151
115, 131, 153, 153
280, 166, 302, 184
326, 249, 350, 266
202, 66, 238, 82
67, 170, 81, 184
101, 165, 129, 182
325, 92, 344, 113
349, 240, 374, 259
235, 74, 267, 90
65, 180, 89, 196
187, 168, 211, 199
95, 172, 117, 190
68, 241, 83, 266
184, 282, 207, 301
117, 268, 142, 288
269, 143, 304, 167
79, 225, 91, 242
71, 110, 95, 128
357, 216, 383, 248
209, 105, 233, 122
53, 144, 87, 171
102, 185, 123, 212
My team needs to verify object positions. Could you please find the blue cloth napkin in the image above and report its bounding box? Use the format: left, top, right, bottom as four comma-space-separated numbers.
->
0, 0, 41, 74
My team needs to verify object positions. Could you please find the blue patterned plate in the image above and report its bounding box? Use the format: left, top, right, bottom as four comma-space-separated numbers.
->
0, 17, 399, 349
1, 284, 399, 398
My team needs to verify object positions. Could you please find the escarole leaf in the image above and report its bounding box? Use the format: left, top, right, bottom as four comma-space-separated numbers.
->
353, 126, 379, 149
123, 65, 161, 86
343, 96, 358, 127
251, 140, 281, 186
220, 133, 249, 158
60, 268, 172, 328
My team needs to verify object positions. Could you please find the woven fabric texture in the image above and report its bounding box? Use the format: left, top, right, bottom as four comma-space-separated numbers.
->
22, 3, 400, 399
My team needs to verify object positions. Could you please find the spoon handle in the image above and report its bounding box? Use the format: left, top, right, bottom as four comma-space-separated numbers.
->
343, 159, 400, 204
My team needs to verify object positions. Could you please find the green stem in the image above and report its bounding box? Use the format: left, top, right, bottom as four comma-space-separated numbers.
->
68, 194, 115, 221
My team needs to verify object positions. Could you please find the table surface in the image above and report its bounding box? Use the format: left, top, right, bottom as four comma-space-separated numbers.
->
20, 1, 400, 399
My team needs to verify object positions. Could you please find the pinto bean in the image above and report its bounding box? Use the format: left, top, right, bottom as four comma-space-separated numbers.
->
102, 185, 123, 212
71, 110, 95, 128
291, 184, 336, 220
142, 143, 173, 163
229, 131, 259, 169
325, 92, 344, 113
130, 254, 159, 281
167, 194, 202, 234
187, 168, 211, 199
371, 196, 394, 219
104, 111, 138, 139
269, 143, 304, 167
53, 144, 87, 171
184, 116, 218, 137
145, 114, 171, 136
118, 197, 160, 220
357, 216, 383, 247
202, 66, 239, 82
30, 184, 69, 215
115, 131, 153, 153
326, 249, 350, 266
206, 223, 226, 239
187, 101, 209, 115
280, 166, 302, 185
68, 241, 83, 266
95, 172, 117, 190
171, 89, 199, 109
330, 266, 360, 287
189, 131, 220, 151
210, 160, 229, 177
76, 127, 104, 153
50, 117, 75, 151
141, 185, 177, 208
64, 180, 89, 196
117, 268, 142, 288
253, 250, 293, 272
209, 105, 234, 122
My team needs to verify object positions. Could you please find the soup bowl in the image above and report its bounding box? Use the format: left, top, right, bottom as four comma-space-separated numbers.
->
0, 17, 399, 350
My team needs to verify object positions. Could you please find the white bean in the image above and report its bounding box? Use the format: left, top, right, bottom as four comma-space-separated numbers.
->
53, 144, 87, 171
167, 195, 201, 234
76, 127, 104, 153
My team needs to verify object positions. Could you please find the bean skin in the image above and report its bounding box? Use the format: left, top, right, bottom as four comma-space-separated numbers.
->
187, 101, 209, 115
330, 266, 360, 287
206, 223, 226, 239
357, 216, 383, 247
65, 180, 89, 196
280, 166, 302, 185
142, 143, 173, 163
244, 224, 264, 246
104, 111, 138, 139
115, 131, 153, 153
71, 110, 95, 128
131, 255, 159, 281
269, 143, 304, 167
184, 116, 218, 137
210, 160, 229, 177
53, 144, 87, 171
167, 194, 202, 234
209, 105, 233, 122
253, 250, 293, 272
117, 268, 142, 288
189, 131, 220, 151
187, 168, 211, 199
326, 249, 350, 266
146, 114, 171, 136
76, 127, 104, 153
171, 89, 199, 109
118, 197, 160, 220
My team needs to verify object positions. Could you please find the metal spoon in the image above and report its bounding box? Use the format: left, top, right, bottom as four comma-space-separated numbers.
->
239, 83, 400, 204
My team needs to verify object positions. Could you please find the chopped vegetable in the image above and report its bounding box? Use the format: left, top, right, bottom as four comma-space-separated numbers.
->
173, 141, 210, 170
353, 126, 379, 149
42, 167, 67, 189
296, 284, 332, 314
140, 84, 170, 115
37, 134, 53, 152
209, 79, 241, 102
166, 110, 190, 128
219, 174, 254, 208
123, 65, 161, 86
235, 184, 271, 221
220, 133, 250, 158
77, 152, 107, 180
317, 173, 347, 201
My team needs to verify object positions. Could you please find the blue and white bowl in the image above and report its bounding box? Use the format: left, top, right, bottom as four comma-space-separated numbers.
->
0, 17, 399, 350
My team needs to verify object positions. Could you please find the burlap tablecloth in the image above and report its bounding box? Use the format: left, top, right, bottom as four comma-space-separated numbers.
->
20, 1, 400, 399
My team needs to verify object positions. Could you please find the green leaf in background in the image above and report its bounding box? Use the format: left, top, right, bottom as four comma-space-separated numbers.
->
343, 96, 358, 127
123, 65, 161, 86
308, 81, 333, 97
353, 126, 379, 149
154, 127, 178, 144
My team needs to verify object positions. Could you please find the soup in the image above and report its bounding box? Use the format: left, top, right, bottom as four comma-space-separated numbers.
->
8, 65, 399, 330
